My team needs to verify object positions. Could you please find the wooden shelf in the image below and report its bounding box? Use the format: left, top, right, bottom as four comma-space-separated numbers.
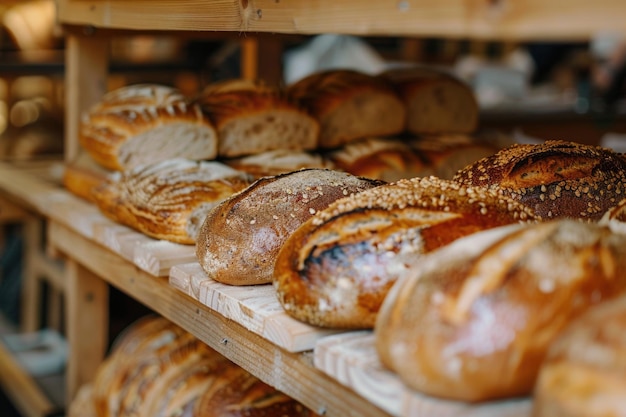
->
57, 0, 626, 41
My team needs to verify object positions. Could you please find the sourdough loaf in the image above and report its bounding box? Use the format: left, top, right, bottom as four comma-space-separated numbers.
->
224, 149, 334, 179
287, 69, 406, 148
375, 220, 626, 402
453, 140, 626, 220
533, 294, 626, 417
196, 168, 383, 285
63, 151, 114, 203
196, 79, 319, 158
273, 176, 539, 329
383, 66, 479, 135
92, 159, 253, 244
79, 84, 218, 171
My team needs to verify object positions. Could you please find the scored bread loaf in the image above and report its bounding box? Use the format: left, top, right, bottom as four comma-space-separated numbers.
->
80, 84, 218, 171
287, 69, 406, 149
196, 168, 383, 285
375, 220, 626, 403
196, 79, 319, 158
92, 158, 253, 244
223, 149, 335, 179
453, 140, 626, 220
533, 294, 626, 417
273, 176, 539, 329
383, 66, 479, 135
62, 151, 114, 203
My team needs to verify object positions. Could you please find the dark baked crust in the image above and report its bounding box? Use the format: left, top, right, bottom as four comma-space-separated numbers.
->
196, 168, 384, 285
375, 220, 626, 402
273, 176, 539, 329
453, 140, 626, 220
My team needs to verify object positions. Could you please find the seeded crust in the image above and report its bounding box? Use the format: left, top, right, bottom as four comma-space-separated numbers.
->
80, 84, 218, 171
273, 176, 539, 330
375, 220, 626, 403
196, 168, 384, 286
452, 140, 626, 220
92, 159, 254, 244
287, 69, 406, 148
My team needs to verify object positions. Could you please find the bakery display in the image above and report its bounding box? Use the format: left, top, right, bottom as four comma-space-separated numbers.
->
92, 158, 253, 244
533, 294, 626, 417
375, 219, 626, 403
196, 79, 320, 158
273, 176, 539, 329
383, 66, 479, 135
287, 69, 406, 148
453, 140, 626, 220
79, 84, 218, 171
196, 168, 384, 285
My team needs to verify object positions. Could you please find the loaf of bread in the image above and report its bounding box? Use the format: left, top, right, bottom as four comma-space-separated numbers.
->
196, 79, 319, 158
287, 69, 406, 149
196, 168, 383, 285
79, 84, 218, 171
224, 149, 335, 179
62, 151, 114, 203
453, 140, 626, 220
533, 294, 626, 417
92, 158, 253, 244
375, 219, 626, 403
273, 176, 539, 329
326, 136, 429, 182
383, 66, 479, 135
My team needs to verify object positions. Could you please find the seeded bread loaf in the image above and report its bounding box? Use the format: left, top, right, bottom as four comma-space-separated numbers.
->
196, 169, 383, 285
287, 69, 406, 148
453, 140, 626, 220
273, 176, 539, 329
383, 67, 479, 135
375, 220, 626, 403
80, 84, 218, 171
92, 159, 253, 244
224, 149, 334, 179
196, 79, 319, 158
533, 294, 626, 417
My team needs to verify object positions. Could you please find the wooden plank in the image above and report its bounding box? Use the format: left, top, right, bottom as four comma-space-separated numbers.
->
170, 263, 341, 352
133, 240, 195, 277
314, 332, 533, 417
57, 0, 626, 41
48, 220, 392, 417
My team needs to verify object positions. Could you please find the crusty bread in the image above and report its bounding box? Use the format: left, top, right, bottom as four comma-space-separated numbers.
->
326, 136, 429, 182
533, 294, 626, 417
375, 220, 626, 403
287, 69, 406, 148
383, 66, 479, 135
196, 79, 319, 158
223, 149, 334, 179
92, 159, 253, 244
80, 84, 218, 171
453, 140, 626, 220
273, 176, 539, 329
196, 168, 383, 285
62, 151, 114, 203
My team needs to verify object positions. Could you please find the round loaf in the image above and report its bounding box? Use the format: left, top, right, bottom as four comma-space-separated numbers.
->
80, 84, 218, 171
533, 294, 626, 417
196, 168, 383, 285
92, 158, 254, 244
375, 220, 626, 402
287, 69, 406, 148
273, 176, 539, 329
452, 140, 626, 220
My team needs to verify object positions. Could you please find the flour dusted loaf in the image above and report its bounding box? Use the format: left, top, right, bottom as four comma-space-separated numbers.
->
273, 176, 539, 329
224, 149, 334, 179
375, 220, 626, 403
383, 66, 479, 135
453, 140, 626, 220
533, 294, 626, 417
287, 69, 406, 148
196, 79, 319, 158
80, 84, 217, 171
62, 151, 114, 203
196, 168, 383, 285
92, 158, 253, 244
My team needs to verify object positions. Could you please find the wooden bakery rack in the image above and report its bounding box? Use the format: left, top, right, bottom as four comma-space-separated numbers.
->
2, 1, 626, 416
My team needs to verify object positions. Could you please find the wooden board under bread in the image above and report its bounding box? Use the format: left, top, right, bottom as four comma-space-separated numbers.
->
314, 331, 533, 417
